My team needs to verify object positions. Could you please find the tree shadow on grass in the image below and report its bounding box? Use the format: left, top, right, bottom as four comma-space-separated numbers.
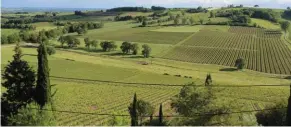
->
219, 68, 237, 72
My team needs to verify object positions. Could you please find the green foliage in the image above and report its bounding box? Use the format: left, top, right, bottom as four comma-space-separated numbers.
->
231, 15, 251, 23
107, 112, 128, 126
131, 43, 139, 55
205, 74, 212, 86
8, 103, 56, 126
129, 98, 154, 125
199, 19, 204, 25
142, 44, 151, 58
84, 37, 91, 49
120, 41, 132, 54
280, 21, 290, 33
35, 42, 51, 108
100, 41, 117, 51
210, 11, 216, 18
174, 17, 180, 25
171, 82, 229, 125
46, 46, 56, 56
7, 33, 21, 44
58, 35, 80, 48
235, 58, 245, 70
255, 102, 287, 126
1, 43, 36, 125
142, 21, 147, 27
90, 40, 98, 49
182, 18, 188, 25
129, 93, 138, 126
1, 35, 8, 44
189, 17, 195, 25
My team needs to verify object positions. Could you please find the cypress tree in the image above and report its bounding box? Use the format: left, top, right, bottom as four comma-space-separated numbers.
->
159, 103, 163, 125
130, 93, 138, 126
205, 74, 212, 86
287, 85, 291, 125
34, 42, 51, 108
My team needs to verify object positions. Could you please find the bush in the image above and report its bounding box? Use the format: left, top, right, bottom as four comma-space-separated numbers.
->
255, 103, 287, 126
46, 46, 56, 55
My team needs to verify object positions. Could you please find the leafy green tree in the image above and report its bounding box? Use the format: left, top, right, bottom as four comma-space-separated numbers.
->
288, 7, 290, 10
190, 17, 195, 25
8, 33, 21, 44
34, 42, 51, 109
142, 21, 147, 27
210, 11, 215, 18
131, 43, 139, 55
1, 35, 8, 44
1, 43, 36, 125
129, 93, 138, 126
47, 46, 56, 55
76, 27, 87, 35
142, 44, 151, 58
174, 17, 180, 26
91, 40, 98, 50
280, 21, 290, 33
171, 82, 229, 125
120, 41, 132, 54
254, 5, 259, 7
100, 41, 117, 51
205, 74, 212, 86
235, 58, 245, 70
287, 85, 291, 126
58, 36, 66, 47
19, 30, 30, 41
199, 18, 204, 25
84, 37, 91, 49
182, 18, 188, 25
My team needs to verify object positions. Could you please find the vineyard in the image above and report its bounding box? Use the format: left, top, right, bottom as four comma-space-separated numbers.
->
50, 78, 289, 125
52, 80, 180, 126
163, 26, 291, 75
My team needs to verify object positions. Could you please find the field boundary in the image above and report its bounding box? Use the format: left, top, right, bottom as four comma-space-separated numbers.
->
156, 32, 197, 57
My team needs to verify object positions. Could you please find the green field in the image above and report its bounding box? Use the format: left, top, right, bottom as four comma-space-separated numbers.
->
2, 7, 291, 126
2, 45, 290, 125
1, 29, 20, 36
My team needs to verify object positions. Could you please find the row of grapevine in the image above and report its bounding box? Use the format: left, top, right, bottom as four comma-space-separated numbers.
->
53, 81, 179, 125
163, 27, 291, 74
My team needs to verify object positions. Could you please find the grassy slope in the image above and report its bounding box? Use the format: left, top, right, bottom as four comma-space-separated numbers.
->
251, 18, 280, 29
2, 46, 290, 125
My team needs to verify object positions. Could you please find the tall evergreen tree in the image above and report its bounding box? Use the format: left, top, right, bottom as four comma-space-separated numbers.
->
34, 42, 51, 108
287, 85, 291, 126
159, 103, 163, 125
129, 93, 138, 126
1, 43, 36, 125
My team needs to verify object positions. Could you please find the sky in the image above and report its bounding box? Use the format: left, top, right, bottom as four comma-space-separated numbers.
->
2, 0, 291, 9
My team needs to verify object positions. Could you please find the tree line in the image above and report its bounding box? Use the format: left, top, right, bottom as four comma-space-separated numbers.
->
216, 8, 280, 23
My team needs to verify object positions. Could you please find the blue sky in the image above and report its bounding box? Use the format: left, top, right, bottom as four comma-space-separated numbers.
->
2, 0, 291, 9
